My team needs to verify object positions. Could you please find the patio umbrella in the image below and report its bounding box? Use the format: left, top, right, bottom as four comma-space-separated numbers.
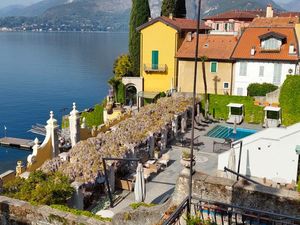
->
228, 148, 236, 180
134, 163, 146, 202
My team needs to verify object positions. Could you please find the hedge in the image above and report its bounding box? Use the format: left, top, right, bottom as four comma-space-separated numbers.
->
247, 83, 278, 96
81, 104, 104, 128
279, 75, 300, 126
208, 94, 264, 124
116, 82, 125, 104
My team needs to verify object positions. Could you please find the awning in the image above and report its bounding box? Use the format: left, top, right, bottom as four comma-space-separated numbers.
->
264, 106, 281, 112
227, 103, 243, 108
138, 91, 159, 99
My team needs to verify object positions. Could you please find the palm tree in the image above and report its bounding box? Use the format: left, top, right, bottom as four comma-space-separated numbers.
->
200, 56, 208, 116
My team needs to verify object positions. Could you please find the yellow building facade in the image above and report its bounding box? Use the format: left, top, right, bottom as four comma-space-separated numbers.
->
177, 60, 234, 95
137, 16, 209, 93
176, 34, 238, 95
139, 21, 180, 93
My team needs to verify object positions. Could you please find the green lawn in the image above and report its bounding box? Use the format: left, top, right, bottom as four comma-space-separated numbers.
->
208, 94, 264, 124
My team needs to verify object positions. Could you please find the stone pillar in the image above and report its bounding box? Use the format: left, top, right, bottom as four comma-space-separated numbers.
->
172, 115, 179, 138
81, 117, 86, 129
70, 182, 84, 210
27, 138, 39, 167
69, 102, 80, 147
161, 128, 168, 152
16, 160, 25, 177
148, 132, 155, 158
46, 111, 59, 158
108, 163, 115, 193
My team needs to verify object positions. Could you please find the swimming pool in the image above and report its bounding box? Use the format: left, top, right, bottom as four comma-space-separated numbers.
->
205, 125, 257, 140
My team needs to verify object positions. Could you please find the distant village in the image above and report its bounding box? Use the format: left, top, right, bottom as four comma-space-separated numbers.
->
0, 3, 300, 225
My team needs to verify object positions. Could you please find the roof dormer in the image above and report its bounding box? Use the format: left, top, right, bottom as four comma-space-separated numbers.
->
259, 32, 286, 51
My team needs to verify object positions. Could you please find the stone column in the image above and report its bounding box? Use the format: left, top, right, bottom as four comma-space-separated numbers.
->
70, 182, 84, 210
148, 132, 155, 158
46, 111, 59, 158
108, 163, 115, 193
161, 127, 168, 152
81, 117, 86, 129
172, 115, 179, 138
181, 117, 187, 134
69, 102, 80, 147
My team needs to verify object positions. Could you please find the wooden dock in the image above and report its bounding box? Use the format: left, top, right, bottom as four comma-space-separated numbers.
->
0, 137, 35, 150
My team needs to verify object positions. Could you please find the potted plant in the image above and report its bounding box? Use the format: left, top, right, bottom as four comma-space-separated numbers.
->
180, 150, 195, 176
154, 148, 161, 159
163, 205, 177, 220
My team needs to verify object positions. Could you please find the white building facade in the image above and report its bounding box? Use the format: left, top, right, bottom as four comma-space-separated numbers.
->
218, 123, 300, 184
233, 61, 297, 96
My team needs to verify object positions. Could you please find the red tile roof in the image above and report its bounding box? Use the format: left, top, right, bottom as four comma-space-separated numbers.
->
231, 27, 298, 61
176, 34, 238, 60
250, 17, 298, 27
279, 12, 300, 17
137, 16, 211, 32
203, 10, 267, 21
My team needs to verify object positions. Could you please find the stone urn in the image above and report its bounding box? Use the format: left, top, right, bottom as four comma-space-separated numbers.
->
180, 151, 195, 176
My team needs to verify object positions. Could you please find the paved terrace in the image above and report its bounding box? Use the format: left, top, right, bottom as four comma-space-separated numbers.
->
109, 121, 262, 214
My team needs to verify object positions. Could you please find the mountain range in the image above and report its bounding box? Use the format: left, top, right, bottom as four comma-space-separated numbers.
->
0, 0, 289, 32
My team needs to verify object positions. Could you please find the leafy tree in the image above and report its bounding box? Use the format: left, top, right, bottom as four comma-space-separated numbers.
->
161, 0, 176, 17
113, 54, 133, 80
161, 0, 186, 18
3, 171, 74, 205
129, 0, 151, 76
174, 0, 186, 18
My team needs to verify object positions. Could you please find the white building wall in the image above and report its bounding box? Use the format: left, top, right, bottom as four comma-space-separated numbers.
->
218, 125, 300, 184
233, 61, 296, 96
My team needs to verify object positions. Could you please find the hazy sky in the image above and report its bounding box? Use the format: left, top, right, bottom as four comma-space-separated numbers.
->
0, 0, 294, 9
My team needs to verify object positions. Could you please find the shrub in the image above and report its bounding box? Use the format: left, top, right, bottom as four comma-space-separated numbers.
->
81, 104, 104, 128
279, 76, 300, 126
129, 202, 156, 210
3, 171, 74, 205
116, 82, 126, 104
247, 83, 278, 97
51, 204, 112, 222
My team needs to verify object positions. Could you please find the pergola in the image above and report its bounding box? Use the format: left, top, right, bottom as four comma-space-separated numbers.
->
226, 103, 244, 124
263, 106, 281, 128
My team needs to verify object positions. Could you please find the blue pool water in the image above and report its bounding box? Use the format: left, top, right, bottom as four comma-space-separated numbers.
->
205, 125, 257, 140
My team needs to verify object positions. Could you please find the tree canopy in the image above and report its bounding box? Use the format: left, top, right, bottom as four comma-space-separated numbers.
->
161, 0, 186, 18
129, 0, 151, 76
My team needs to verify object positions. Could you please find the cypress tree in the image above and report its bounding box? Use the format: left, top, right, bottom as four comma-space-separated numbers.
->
161, 0, 175, 17
174, 0, 186, 18
129, 0, 151, 76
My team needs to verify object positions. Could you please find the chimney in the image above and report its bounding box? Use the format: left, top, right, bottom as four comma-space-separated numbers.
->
186, 32, 192, 42
250, 47, 256, 56
266, 4, 273, 18
169, 13, 173, 20
289, 44, 295, 54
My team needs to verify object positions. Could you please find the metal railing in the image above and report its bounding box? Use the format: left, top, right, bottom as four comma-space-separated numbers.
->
144, 64, 167, 72
162, 197, 300, 225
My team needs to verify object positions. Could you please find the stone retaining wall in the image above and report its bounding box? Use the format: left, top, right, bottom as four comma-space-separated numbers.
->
172, 172, 300, 216
0, 196, 109, 225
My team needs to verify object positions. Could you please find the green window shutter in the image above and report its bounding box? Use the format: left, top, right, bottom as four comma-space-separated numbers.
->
211, 62, 217, 73
152, 50, 159, 69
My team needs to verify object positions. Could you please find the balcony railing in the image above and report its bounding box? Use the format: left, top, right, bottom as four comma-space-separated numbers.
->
144, 64, 167, 72
162, 196, 300, 225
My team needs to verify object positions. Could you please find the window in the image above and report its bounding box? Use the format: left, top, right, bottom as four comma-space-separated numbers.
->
262, 38, 281, 50
210, 62, 217, 73
259, 66, 264, 77
239, 62, 247, 76
273, 63, 282, 85
216, 23, 220, 30
152, 50, 159, 70
237, 87, 244, 96
223, 82, 229, 89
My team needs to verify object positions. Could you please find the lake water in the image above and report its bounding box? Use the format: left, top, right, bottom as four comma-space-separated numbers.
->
0, 32, 128, 174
